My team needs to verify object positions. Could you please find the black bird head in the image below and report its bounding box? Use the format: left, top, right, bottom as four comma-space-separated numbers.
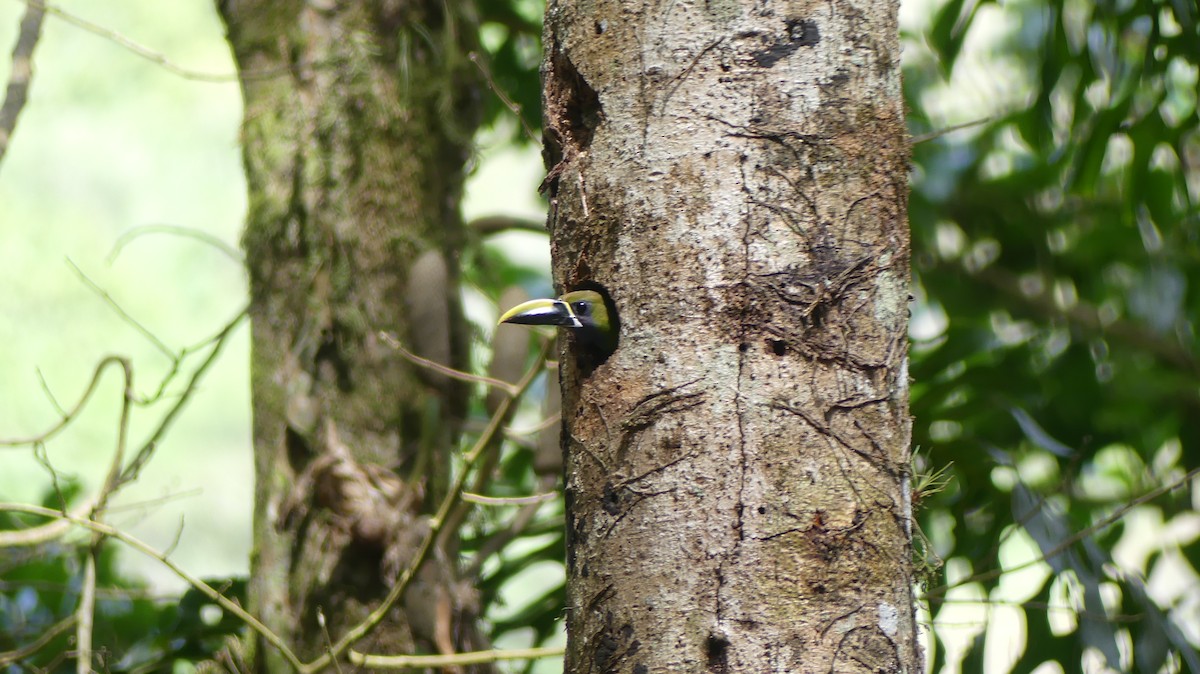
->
498, 289, 618, 359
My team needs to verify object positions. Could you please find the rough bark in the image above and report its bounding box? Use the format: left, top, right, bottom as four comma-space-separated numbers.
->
218, 2, 486, 669
542, 1, 917, 672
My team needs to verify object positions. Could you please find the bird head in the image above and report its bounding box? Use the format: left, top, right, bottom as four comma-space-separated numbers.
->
498, 289, 618, 359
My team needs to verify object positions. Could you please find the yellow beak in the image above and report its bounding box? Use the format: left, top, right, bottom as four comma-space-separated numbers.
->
498, 298, 583, 328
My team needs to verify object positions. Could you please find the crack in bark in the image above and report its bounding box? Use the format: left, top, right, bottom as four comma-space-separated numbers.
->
598, 484, 676, 539
705, 114, 833, 166
658, 37, 725, 116
595, 449, 699, 538
770, 400, 884, 469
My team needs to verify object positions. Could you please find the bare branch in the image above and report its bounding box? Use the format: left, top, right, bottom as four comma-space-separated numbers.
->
0, 502, 305, 671
76, 549, 96, 674
31, 442, 67, 507
911, 116, 994, 144
465, 474, 559, 579
468, 51, 539, 144
34, 367, 67, 417
0, 615, 75, 666
108, 224, 244, 264
439, 339, 553, 551
139, 306, 248, 405
504, 411, 561, 437
0, 0, 44, 167
15, 0, 318, 83
305, 338, 555, 673
348, 646, 564, 669
380, 330, 520, 397
68, 260, 175, 360
927, 465, 1200, 598
468, 215, 547, 236
118, 308, 246, 485
461, 491, 557, 506
1, 352, 131, 549
100, 354, 134, 510
0, 355, 130, 447
317, 608, 345, 674
0, 489, 198, 547
1, 304, 242, 552
0, 497, 94, 546
21, 0, 238, 82
103, 487, 202, 514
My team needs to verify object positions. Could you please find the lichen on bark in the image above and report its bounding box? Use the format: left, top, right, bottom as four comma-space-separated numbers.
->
219, 0, 489, 669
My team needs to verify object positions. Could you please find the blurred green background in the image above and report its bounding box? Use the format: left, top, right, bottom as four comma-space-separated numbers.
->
0, 0, 251, 588
0, 0, 551, 588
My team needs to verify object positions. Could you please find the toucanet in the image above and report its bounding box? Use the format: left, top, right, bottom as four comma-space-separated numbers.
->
498, 289, 618, 358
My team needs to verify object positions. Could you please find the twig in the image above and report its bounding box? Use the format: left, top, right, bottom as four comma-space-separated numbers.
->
380, 331, 520, 396
103, 487, 202, 513
911, 116, 994, 144
34, 367, 67, 416
68, 260, 174, 360
118, 308, 246, 485
139, 306, 248, 405
348, 645, 564, 669
108, 224, 244, 264
504, 411, 561, 437
0, 502, 305, 671
77, 354, 134, 674
468, 215, 546, 236
0, 614, 76, 666
927, 465, 1200, 598
465, 474, 558, 579
437, 339, 551, 551
461, 491, 557, 506
468, 51, 539, 144
63, 262, 241, 410
31, 442, 66, 508
1, 308, 241, 538
0, 0, 44, 165
12, 0, 315, 84
16, 0, 252, 83
76, 548, 97, 674
0, 356, 131, 447
974, 265, 1200, 379
317, 608, 344, 674
0, 497, 95, 546
305, 339, 554, 673
160, 515, 186, 559
0, 354, 133, 547
98, 354, 134, 510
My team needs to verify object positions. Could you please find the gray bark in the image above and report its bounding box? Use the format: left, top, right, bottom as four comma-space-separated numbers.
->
543, 0, 918, 671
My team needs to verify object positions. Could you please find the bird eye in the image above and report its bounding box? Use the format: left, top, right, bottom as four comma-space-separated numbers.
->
573, 301, 590, 315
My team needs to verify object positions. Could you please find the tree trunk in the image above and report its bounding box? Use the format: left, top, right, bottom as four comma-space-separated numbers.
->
218, 2, 487, 669
542, 1, 918, 671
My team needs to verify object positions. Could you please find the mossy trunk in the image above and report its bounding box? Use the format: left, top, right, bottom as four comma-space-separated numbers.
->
218, 2, 486, 669
542, 0, 919, 671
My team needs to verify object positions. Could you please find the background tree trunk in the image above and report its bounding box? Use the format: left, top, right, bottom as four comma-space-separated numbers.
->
218, 2, 486, 669
542, 1, 918, 671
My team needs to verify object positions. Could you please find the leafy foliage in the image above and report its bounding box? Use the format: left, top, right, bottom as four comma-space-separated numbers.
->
907, 0, 1200, 670
478, 0, 545, 141
0, 487, 245, 672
